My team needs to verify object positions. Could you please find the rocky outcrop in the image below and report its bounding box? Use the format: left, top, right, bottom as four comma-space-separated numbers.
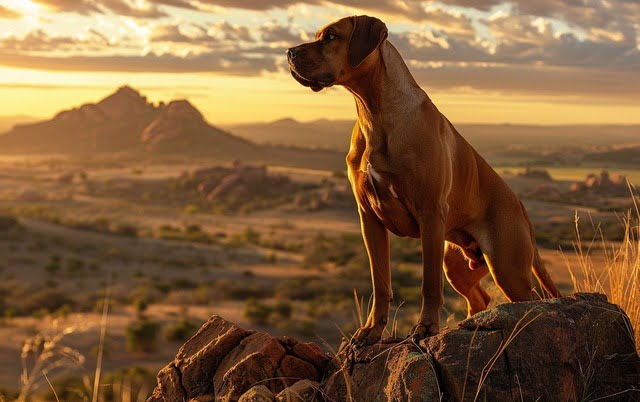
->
570, 170, 629, 196
147, 316, 329, 402
149, 295, 639, 401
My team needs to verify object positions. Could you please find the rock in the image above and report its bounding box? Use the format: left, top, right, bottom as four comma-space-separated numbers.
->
154, 315, 253, 400
149, 294, 640, 402
238, 385, 275, 402
275, 379, 321, 401
426, 293, 640, 401
213, 332, 286, 400
141, 100, 208, 149
279, 336, 329, 371
323, 341, 442, 401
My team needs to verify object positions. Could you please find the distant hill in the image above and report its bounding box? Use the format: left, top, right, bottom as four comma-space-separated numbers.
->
0, 86, 249, 155
0, 115, 39, 134
225, 120, 640, 154
225, 118, 354, 151
585, 145, 640, 167
0, 87, 345, 170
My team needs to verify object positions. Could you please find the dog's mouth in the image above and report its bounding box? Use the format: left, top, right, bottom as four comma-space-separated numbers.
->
288, 65, 333, 92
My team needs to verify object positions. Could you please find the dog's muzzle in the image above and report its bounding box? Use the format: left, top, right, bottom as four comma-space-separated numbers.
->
286, 47, 333, 92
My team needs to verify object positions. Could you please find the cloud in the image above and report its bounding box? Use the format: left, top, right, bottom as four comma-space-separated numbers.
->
2, 0, 639, 101
0, 29, 109, 52
33, 0, 102, 15
33, 0, 167, 18
0, 50, 278, 75
409, 62, 640, 100
0, 5, 21, 19
150, 23, 197, 43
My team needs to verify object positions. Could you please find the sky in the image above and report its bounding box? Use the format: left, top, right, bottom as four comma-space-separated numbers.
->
0, 0, 639, 125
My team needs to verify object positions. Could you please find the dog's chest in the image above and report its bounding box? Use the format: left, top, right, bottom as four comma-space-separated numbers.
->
354, 162, 419, 237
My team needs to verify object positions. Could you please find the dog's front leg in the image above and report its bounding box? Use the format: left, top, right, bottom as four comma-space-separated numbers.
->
352, 208, 391, 346
410, 210, 446, 340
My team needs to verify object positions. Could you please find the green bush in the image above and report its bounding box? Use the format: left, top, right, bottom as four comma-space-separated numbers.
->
126, 318, 161, 353
44, 255, 62, 275
132, 297, 148, 316
244, 298, 272, 325
166, 319, 198, 342
183, 204, 199, 216
20, 288, 74, 315
0, 215, 19, 231
303, 233, 363, 267
113, 222, 138, 237
66, 257, 85, 275
228, 226, 261, 247
273, 300, 292, 319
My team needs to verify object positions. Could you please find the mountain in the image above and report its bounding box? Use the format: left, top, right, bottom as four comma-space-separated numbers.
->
0, 86, 257, 156
140, 99, 256, 156
0, 86, 345, 170
0, 86, 158, 154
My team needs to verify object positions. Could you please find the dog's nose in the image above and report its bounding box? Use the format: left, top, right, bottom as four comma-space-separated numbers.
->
286, 47, 299, 60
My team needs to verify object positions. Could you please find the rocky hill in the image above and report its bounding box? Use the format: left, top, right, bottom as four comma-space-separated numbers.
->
140, 99, 256, 157
0, 86, 255, 156
0, 86, 345, 170
148, 293, 639, 401
0, 86, 158, 154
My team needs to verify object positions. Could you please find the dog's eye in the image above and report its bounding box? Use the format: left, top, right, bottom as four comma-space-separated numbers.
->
325, 33, 336, 41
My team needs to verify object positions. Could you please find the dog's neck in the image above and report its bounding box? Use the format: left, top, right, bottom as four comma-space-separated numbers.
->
344, 41, 428, 138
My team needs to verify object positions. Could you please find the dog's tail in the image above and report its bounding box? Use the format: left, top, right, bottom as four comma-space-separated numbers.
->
520, 201, 563, 298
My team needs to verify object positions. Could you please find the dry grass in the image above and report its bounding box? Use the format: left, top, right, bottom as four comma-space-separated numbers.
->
563, 189, 640, 351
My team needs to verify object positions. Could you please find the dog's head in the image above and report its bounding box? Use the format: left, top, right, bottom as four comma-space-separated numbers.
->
286, 15, 388, 92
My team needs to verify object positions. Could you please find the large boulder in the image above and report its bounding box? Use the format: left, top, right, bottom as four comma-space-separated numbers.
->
149, 294, 640, 402
148, 316, 330, 402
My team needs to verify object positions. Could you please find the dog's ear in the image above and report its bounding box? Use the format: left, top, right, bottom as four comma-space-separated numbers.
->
348, 15, 388, 68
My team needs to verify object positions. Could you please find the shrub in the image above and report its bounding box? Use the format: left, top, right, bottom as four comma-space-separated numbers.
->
244, 298, 272, 325
126, 318, 161, 353
0, 215, 19, 231
44, 255, 62, 275
264, 253, 278, 264
20, 288, 74, 315
66, 257, 85, 276
273, 300, 293, 319
132, 297, 148, 316
113, 222, 138, 237
166, 319, 198, 342
183, 204, 199, 216
228, 227, 261, 247
303, 233, 362, 268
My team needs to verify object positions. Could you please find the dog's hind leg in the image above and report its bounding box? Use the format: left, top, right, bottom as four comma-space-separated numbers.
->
444, 244, 490, 317
481, 217, 535, 302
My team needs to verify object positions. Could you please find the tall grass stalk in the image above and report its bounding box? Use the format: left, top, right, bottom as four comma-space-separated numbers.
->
92, 272, 112, 402
564, 189, 640, 351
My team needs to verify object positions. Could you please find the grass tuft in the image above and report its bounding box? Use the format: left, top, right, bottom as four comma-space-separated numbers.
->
564, 186, 640, 351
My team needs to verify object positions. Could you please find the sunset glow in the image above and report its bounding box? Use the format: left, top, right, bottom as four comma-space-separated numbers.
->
1, 1, 639, 125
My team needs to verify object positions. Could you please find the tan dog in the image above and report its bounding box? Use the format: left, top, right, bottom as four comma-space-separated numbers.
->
287, 15, 562, 345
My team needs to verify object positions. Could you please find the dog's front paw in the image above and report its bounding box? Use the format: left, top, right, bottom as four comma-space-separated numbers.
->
408, 322, 439, 342
351, 324, 385, 347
